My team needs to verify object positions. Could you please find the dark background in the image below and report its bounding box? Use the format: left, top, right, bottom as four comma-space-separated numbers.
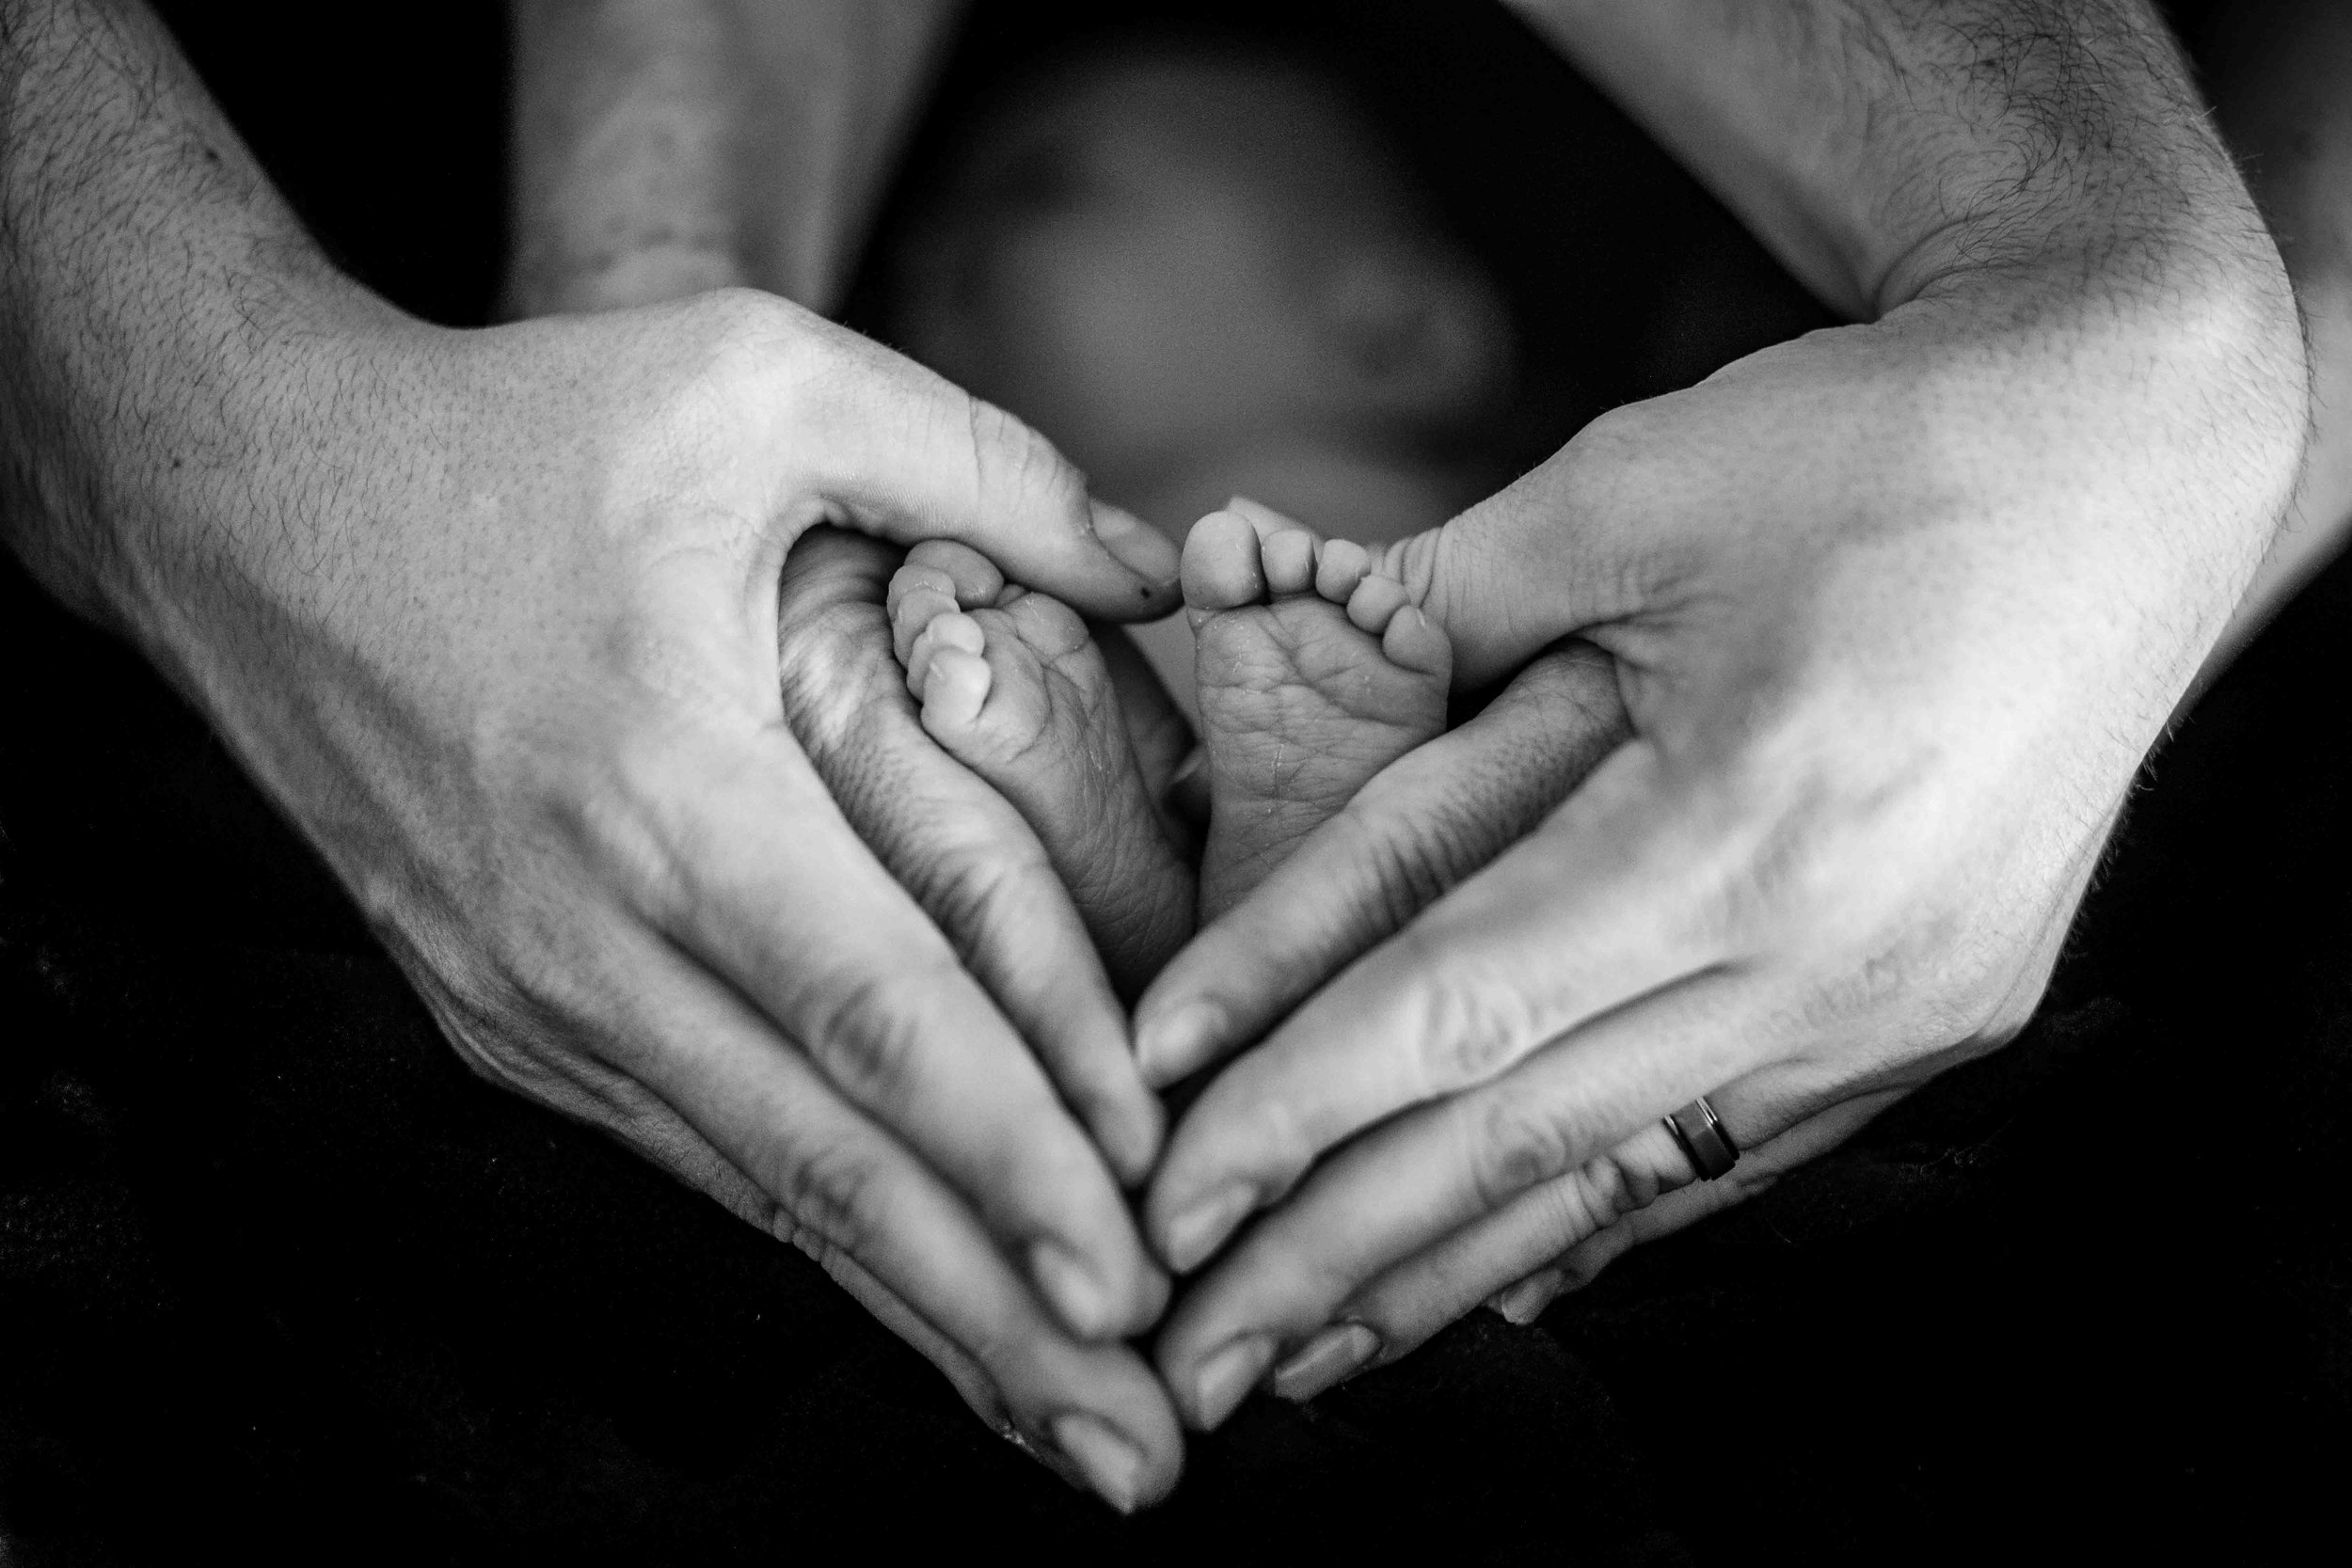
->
4, 2, 2343, 1561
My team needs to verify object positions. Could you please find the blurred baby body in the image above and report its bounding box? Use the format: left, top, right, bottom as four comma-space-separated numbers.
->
880, 33, 1518, 711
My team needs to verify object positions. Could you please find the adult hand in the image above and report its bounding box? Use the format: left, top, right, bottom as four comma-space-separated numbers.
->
8, 0, 1192, 1506
53, 281, 1186, 1504
342, 296, 1187, 1503
1135, 272, 2304, 1425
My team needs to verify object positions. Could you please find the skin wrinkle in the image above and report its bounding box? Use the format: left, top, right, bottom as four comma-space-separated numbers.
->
4, 3, 347, 641
1157, 0, 2296, 1372
22, 13, 1194, 1483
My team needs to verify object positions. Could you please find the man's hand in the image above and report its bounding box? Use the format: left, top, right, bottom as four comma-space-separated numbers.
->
1127, 0, 2310, 1426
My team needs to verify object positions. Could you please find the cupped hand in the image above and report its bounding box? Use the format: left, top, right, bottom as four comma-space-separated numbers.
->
173, 289, 1188, 1506
1133, 281, 2304, 1426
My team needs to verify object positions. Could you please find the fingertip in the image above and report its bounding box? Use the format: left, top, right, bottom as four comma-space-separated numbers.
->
1062, 1039, 1167, 1190
1029, 1240, 1123, 1341
1030, 1190, 1170, 1343
1044, 1370, 1185, 1513
1107, 1086, 1168, 1191
1150, 1179, 1257, 1278
1089, 500, 1182, 594
1135, 998, 1229, 1090
1495, 1271, 1563, 1325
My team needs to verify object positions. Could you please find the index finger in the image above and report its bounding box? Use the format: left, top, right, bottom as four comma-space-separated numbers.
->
1143, 737, 1729, 1273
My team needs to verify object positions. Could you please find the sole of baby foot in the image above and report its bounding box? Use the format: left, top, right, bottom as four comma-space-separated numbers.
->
888, 544, 1196, 998
1182, 507, 1453, 921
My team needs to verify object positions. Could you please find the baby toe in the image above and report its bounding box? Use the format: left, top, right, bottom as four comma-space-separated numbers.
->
919, 644, 993, 732
885, 561, 957, 622
1000, 589, 1093, 659
1344, 574, 1413, 635
1314, 539, 1371, 605
905, 538, 1008, 608
1182, 508, 1271, 614
1261, 528, 1317, 596
906, 610, 986, 698
892, 582, 963, 665
1381, 604, 1454, 680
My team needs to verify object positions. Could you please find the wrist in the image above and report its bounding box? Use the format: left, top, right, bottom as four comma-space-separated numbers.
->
40, 269, 430, 704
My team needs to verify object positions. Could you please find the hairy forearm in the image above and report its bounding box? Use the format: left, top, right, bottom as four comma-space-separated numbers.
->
0, 0, 389, 641
2201, 0, 2352, 670
1505, 0, 2272, 320
1511, 0, 2305, 689
505, 0, 963, 316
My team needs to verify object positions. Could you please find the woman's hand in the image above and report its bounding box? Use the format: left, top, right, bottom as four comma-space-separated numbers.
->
1133, 273, 2305, 1426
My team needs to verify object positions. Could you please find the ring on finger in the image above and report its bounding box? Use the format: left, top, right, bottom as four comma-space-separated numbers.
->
1663, 1095, 1739, 1180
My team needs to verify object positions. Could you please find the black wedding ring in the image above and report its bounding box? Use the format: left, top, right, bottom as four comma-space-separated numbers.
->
1664, 1096, 1739, 1180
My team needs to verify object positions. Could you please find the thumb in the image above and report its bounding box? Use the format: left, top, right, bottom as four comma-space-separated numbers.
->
798, 324, 1182, 619
1379, 409, 1666, 688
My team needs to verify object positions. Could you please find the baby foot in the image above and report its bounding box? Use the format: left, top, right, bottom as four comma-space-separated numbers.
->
1184, 502, 1452, 921
888, 540, 1194, 998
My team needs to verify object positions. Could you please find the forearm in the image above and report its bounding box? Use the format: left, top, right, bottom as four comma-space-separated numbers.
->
505, 0, 963, 317
0, 0, 395, 659
1505, 0, 2276, 321
1510, 0, 2304, 689
2201, 0, 2352, 671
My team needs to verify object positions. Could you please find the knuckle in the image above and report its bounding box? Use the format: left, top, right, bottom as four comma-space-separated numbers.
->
896, 829, 1056, 968
1402, 940, 1541, 1094
1466, 1090, 1580, 1211
802, 962, 949, 1111
764, 1131, 890, 1260
1345, 810, 1466, 943
1530, 1150, 1657, 1250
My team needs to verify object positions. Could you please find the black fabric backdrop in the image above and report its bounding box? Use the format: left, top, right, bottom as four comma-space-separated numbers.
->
3, 3, 2342, 1562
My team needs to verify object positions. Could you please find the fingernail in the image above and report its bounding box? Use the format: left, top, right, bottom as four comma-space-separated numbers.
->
1051, 1413, 1145, 1514
1193, 1333, 1275, 1429
1161, 1184, 1253, 1274
1029, 1241, 1116, 1339
1091, 501, 1181, 586
1497, 1273, 1561, 1326
1137, 999, 1224, 1088
1271, 1322, 1381, 1402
